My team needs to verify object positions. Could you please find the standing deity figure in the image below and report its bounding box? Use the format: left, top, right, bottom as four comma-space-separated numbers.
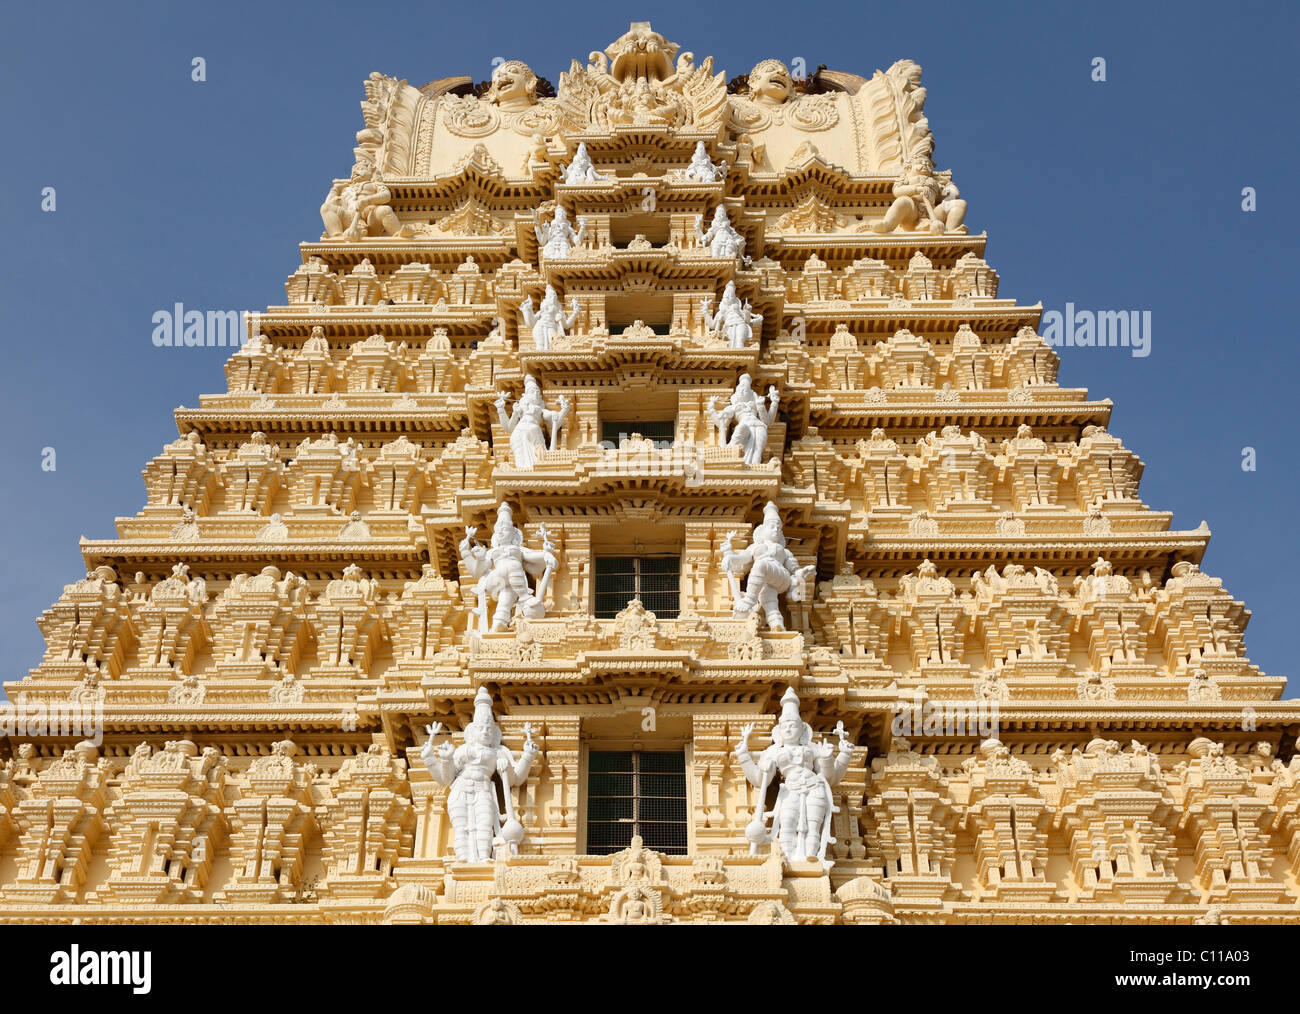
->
560, 142, 609, 184
682, 141, 728, 183
735, 687, 854, 867
720, 501, 816, 630
534, 205, 587, 260
496, 374, 571, 469
520, 285, 581, 350
695, 206, 746, 259
707, 373, 779, 465
701, 281, 763, 349
421, 687, 540, 862
320, 162, 411, 240
459, 503, 558, 632
872, 154, 967, 234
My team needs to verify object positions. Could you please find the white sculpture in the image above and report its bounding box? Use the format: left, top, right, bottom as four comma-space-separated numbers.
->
707, 373, 779, 465
459, 503, 558, 632
560, 142, 609, 184
701, 281, 763, 349
695, 206, 745, 259
682, 141, 728, 183
735, 687, 854, 867
496, 374, 571, 469
534, 205, 587, 259
720, 501, 816, 630
520, 285, 581, 350
420, 687, 540, 862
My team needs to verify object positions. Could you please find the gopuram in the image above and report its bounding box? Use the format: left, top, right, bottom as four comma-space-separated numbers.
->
2, 23, 1297, 925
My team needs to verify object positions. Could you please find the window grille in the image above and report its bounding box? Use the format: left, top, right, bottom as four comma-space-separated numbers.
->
600, 419, 675, 447
593, 555, 680, 618
586, 750, 688, 855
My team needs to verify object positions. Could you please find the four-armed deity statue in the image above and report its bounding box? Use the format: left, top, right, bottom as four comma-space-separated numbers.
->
707, 372, 780, 464
520, 284, 582, 350
720, 501, 816, 631
534, 205, 588, 259
695, 206, 746, 259
560, 142, 610, 185
735, 687, 854, 867
496, 374, 570, 469
682, 141, 728, 183
421, 686, 540, 862
701, 280, 763, 349
459, 502, 559, 632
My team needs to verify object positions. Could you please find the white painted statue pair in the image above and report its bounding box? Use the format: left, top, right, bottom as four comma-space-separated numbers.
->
421, 687, 539, 863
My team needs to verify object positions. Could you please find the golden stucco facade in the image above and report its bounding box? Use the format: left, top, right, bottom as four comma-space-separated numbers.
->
2, 24, 1297, 925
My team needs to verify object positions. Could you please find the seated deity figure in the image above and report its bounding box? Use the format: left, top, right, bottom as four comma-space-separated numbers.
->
682, 141, 728, 183
458, 502, 558, 632
872, 153, 967, 234
701, 281, 763, 349
421, 686, 540, 862
534, 205, 587, 260
560, 142, 609, 184
735, 686, 854, 866
695, 206, 746, 259
520, 285, 581, 350
707, 373, 779, 465
495, 374, 571, 469
320, 162, 410, 240
720, 501, 817, 631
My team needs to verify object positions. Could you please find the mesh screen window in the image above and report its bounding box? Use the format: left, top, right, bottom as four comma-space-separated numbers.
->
586, 750, 688, 855
593, 555, 680, 618
600, 419, 675, 447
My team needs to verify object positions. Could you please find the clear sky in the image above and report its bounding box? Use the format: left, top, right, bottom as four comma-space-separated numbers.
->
1, 0, 1295, 693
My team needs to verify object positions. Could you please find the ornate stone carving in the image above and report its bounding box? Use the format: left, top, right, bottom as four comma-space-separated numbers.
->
736, 687, 854, 867
707, 373, 778, 465
420, 687, 540, 862
721, 503, 817, 630
458, 503, 558, 632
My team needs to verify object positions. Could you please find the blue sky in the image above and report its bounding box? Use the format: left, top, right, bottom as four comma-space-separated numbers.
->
1, 0, 1296, 693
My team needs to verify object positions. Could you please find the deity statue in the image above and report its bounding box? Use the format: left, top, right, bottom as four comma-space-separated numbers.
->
746, 59, 795, 106
720, 501, 817, 630
420, 686, 540, 862
707, 373, 779, 465
520, 285, 581, 350
560, 142, 609, 184
320, 161, 410, 240
483, 59, 540, 110
872, 153, 967, 234
682, 141, 728, 183
695, 206, 746, 259
534, 205, 588, 259
735, 687, 854, 866
495, 374, 571, 469
701, 281, 762, 349
458, 502, 558, 632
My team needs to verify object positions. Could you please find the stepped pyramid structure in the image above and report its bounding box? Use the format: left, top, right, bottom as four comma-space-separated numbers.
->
3, 23, 1298, 925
